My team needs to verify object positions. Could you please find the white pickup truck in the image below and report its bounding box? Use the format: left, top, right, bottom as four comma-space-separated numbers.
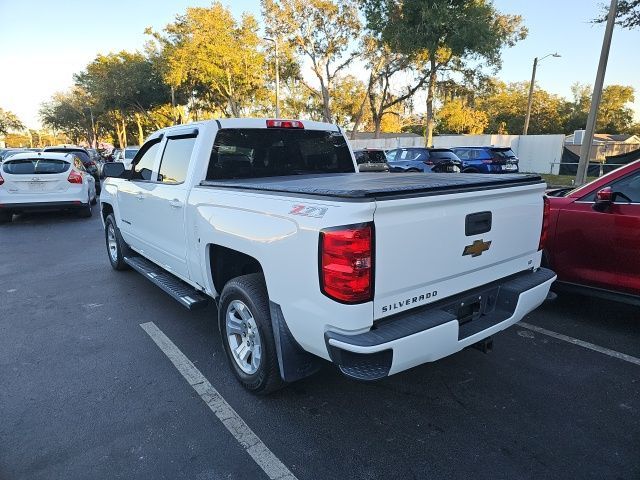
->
100, 118, 555, 394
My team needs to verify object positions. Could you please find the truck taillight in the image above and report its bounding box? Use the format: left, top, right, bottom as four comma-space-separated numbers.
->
68, 170, 83, 184
319, 223, 373, 304
266, 119, 304, 129
539, 196, 550, 251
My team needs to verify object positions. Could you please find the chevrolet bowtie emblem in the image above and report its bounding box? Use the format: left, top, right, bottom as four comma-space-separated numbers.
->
463, 239, 492, 257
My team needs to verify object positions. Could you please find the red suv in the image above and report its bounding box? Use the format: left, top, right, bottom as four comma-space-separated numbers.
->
544, 160, 640, 305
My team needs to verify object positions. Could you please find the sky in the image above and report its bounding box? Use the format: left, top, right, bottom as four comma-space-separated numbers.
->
1, 0, 639, 129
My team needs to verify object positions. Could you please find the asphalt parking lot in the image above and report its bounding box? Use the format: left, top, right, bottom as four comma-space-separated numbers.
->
1, 207, 639, 480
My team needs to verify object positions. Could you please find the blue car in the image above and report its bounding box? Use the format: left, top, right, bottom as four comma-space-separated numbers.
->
385, 148, 462, 173
450, 146, 520, 174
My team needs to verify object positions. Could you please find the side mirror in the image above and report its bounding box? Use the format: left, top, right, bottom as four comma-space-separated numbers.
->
593, 186, 613, 212
102, 162, 128, 179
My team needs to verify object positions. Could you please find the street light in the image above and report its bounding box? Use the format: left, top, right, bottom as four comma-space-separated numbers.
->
263, 37, 281, 118
523, 52, 561, 135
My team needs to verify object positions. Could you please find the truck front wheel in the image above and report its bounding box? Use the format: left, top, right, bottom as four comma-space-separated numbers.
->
219, 274, 284, 395
104, 214, 131, 270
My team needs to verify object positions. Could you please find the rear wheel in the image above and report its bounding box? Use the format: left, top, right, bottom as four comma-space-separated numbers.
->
463, 167, 479, 173
219, 273, 284, 395
0, 210, 12, 224
105, 214, 131, 270
406, 168, 420, 172
77, 194, 92, 218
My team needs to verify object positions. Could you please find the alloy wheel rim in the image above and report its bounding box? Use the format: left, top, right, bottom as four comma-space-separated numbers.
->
107, 224, 118, 262
226, 300, 262, 375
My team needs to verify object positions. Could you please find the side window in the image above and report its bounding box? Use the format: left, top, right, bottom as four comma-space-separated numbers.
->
132, 141, 161, 181
612, 171, 640, 203
455, 150, 469, 160
386, 150, 397, 161
73, 157, 85, 171
158, 136, 197, 184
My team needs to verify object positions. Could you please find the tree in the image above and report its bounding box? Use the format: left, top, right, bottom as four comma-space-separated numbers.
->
362, 0, 527, 145
148, 3, 266, 118
475, 81, 568, 134
598, 85, 635, 133
437, 98, 488, 134
565, 83, 635, 133
0, 108, 24, 135
596, 0, 640, 29
40, 88, 100, 145
262, 0, 361, 122
358, 36, 429, 138
75, 51, 170, 146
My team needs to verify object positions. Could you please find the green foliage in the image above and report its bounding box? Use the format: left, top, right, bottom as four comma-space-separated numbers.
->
263, 0, 361, 122
475, 81, 567, 134
361, 0, 527, 144
0, 108, 25, 135
149, 2, 266, 116
595, 0, 640, 29
437, 98, 488, 134
39, 88, 97, 144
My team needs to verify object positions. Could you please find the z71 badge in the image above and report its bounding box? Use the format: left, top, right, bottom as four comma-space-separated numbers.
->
289, 204, 328, 218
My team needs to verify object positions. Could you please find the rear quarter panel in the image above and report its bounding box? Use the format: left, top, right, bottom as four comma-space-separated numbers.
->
187, 187, 376, 359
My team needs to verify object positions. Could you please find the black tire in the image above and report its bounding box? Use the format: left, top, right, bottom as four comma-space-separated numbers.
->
0, 210, 12, 224
219, 273, 284, 395
77, 195, 92, 218
90, 193, 98, 206
104, 213, 131, 270
406, 168, 420, 172
95, 178, 101, 195
463, 168, 479, 173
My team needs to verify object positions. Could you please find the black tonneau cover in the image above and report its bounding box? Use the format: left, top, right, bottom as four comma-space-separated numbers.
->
200, 172, 543, 200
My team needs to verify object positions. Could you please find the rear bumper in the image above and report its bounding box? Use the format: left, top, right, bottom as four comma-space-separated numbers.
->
0, 201, 86, 211
325, 268, 556, 380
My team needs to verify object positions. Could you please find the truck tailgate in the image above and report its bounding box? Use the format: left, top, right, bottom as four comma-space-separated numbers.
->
373, 182, 546, 320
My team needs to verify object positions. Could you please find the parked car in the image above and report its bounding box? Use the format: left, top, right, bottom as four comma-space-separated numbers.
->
450, 146, 519, 173
0, 151, 96, 222
353, 149, 389, 172
385, 147, 462, 173
544, 160, 640, 305
0, 149, 32, 161
43, 146, 101, 194
100, 118, 554, 394
113, 146, 140, 170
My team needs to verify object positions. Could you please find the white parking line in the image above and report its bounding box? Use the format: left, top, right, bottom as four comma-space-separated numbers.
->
518, 322, 640, 367
140, 322, 298, 480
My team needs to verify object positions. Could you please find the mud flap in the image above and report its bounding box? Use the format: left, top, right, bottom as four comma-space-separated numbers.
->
269, 302, 322, 382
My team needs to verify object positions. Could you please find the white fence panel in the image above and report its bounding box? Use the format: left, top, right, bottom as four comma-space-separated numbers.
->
349, 137, 424, 150
517, 135, 565, 174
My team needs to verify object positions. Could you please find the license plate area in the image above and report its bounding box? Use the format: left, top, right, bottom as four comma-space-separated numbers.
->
29, 182, 46, 191
444, 287, 500, 325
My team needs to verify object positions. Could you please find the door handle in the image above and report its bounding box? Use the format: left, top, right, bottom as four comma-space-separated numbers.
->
136, 193, 145, 200
169, 199, 183, 208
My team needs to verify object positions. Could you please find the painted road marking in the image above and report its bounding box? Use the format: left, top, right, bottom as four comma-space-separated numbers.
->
140, 322, 298, 480
519, 322, 640, 367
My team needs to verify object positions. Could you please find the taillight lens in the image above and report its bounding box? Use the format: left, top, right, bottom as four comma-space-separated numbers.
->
320, 223, 374, 303
539, 196, 550, 251
0, 174, 4, 186
68, 170, 83, 184
266, 119, 304, 129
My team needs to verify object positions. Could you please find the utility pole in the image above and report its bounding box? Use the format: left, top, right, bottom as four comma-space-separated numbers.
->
576, 0, 618, 185
523, 53, 560, 135
264, 37, 281, 118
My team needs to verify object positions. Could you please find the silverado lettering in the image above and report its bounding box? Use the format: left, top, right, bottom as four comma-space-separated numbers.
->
382, 291, 438, 313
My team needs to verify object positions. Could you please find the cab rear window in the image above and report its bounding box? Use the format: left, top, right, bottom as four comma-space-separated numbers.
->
2, 159, 70, 175
206, 128, 355, 179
